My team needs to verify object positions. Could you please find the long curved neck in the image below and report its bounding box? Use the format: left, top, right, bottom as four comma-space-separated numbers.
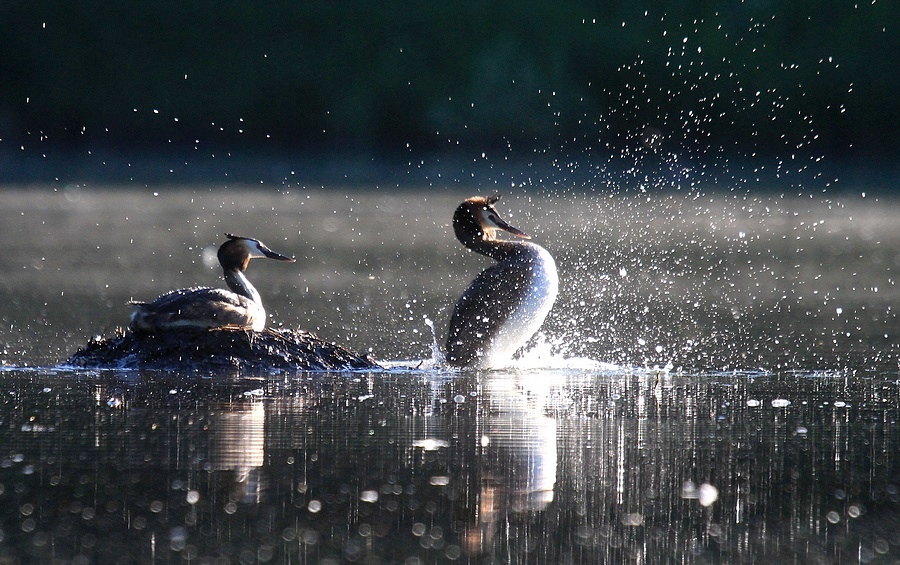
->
468, 238, 528, 263
223, 268, 261, 303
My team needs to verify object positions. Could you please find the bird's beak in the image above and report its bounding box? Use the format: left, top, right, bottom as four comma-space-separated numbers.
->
486, 208, 531, 239
256, 242, 296, 262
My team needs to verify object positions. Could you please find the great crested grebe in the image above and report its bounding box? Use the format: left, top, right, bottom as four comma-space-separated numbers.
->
445, 195, 558, 368
129, 233, 295, 333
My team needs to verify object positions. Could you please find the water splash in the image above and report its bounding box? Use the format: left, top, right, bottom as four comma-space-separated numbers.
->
379, 325, 614, 373
507, 333, 616, 372
424, 317, 446, 368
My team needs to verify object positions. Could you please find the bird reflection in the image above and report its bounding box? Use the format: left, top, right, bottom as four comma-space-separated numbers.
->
89, 379, 268, 506
206, 401, 266, 503
8, 369, 899, 563
424, 374, 558, 557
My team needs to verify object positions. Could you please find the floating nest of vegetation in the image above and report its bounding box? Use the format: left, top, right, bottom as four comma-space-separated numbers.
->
65, 327, 379, 372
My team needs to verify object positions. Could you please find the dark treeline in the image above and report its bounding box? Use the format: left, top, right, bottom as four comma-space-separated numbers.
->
1, 1, 896, 162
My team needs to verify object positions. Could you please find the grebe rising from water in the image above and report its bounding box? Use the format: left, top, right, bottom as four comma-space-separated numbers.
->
129, 233, 294, 333
445, 195, 558, 368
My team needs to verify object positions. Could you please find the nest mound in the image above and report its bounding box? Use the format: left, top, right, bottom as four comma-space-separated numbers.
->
65, 327, 379, 372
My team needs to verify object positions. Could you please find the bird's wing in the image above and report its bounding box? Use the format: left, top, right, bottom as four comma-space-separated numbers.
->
130, 288, 255, 330
445, 263, 533, 366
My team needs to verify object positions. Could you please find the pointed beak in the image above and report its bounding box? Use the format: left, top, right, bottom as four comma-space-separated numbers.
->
486, 209, 531, 240
255, 241, 296, 262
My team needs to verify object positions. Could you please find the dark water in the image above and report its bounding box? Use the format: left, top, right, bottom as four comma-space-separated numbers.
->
2, 369, 899, 563
2, 187, 900, 563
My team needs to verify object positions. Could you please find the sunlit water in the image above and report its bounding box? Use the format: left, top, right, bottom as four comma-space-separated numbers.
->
2, 186, 900, 563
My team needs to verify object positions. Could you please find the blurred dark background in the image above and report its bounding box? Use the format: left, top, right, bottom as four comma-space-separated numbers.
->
1, 1, 897, 186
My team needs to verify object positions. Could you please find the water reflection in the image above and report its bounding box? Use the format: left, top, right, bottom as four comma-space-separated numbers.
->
458, 374, 559, 556
1, 369, 899, 563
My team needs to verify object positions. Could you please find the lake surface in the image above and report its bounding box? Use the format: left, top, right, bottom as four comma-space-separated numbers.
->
2, 186, 900, 563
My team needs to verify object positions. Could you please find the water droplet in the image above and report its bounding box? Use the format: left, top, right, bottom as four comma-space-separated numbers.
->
699, 484, 719, 507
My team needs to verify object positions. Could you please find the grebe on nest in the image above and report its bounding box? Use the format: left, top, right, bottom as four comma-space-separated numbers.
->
445, 195, 558, 368
129, 233, 294, 333
66, 234, 377, 372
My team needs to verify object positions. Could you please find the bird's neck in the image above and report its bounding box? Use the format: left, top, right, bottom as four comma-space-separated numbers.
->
224, 269, 261, 302
470, 239, 529, 263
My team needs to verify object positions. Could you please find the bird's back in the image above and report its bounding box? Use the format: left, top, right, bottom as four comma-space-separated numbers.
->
129, 287, 261, 332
